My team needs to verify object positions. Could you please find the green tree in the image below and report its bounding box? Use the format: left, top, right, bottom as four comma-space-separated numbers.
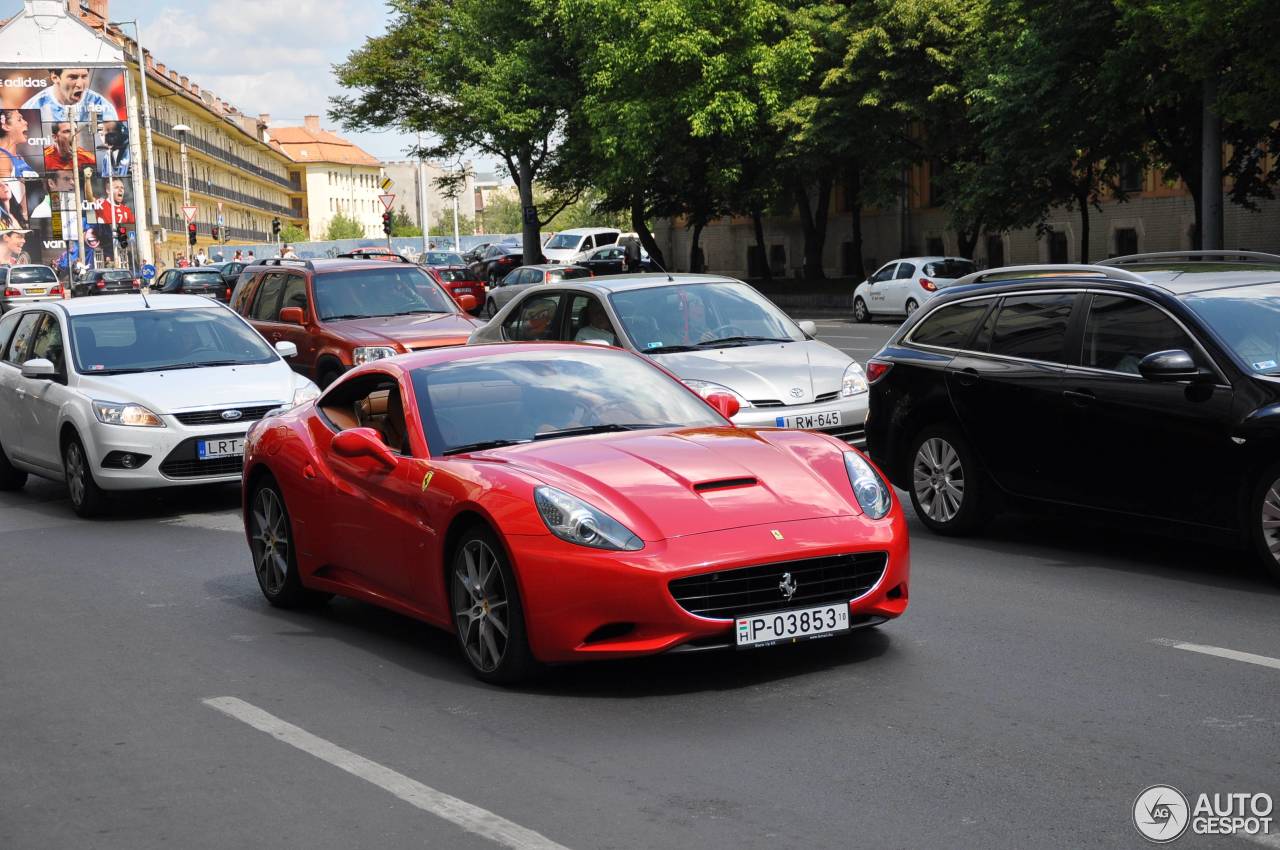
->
480, 192, 523, 235
324, 212, 365, 241
280, 223, 308, 244
390, 206, 421, 237
333, 0, 580, 265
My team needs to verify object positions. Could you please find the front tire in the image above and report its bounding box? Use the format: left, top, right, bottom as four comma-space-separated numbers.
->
908, 425, 991, 535
450, 526, 537, 684
64, 435, 106, 517
1248, 463, 1280, 582
854, 297, 871, 323
485, 298, 497, 320
249, 478, 329, 608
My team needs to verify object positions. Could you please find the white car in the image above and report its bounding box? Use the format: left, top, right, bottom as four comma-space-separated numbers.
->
541, 227, 622, 264
0, 294, 319, 516
853, 256, 976, 322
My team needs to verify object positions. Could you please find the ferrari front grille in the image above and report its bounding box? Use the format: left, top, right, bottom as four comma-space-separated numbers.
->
668, 552, 887, 620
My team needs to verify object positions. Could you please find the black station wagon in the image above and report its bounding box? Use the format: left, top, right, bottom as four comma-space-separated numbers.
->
865, 251, 1280, 580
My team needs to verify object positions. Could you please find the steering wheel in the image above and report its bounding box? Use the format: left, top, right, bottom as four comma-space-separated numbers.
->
699, 323, 747, 343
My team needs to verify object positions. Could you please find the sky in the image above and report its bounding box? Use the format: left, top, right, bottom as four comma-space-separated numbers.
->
1, 0, 505, 177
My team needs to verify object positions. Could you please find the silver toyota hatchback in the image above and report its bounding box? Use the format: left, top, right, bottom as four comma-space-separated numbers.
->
469, 274, 870, 444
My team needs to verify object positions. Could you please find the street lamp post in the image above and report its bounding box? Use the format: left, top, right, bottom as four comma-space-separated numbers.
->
174, 124, 192, 260
108, 19, 161, 257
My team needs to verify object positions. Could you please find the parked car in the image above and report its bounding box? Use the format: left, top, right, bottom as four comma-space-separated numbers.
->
241, 341, 908, 682
2, 264, 63, 310
853, 256, 976, 322
209, 261, 249, 299
469, 243, 524, 285
542, 227, 621, 264
461, 243, 492, 265
153, 267, 229, 301
864, 250, 1280, 580
73, 268, 139, 298
471, 274, 871, 444
482, 264, 592, 318
424, 265, 486, 313
420, 251, 468, 268
337, 248, 408, 262
0, 294, 318, 517
577, 244, 658, 276
229, 257, 483, 389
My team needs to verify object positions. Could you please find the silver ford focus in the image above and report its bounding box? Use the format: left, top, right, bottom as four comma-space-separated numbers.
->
468, 274, 869, 444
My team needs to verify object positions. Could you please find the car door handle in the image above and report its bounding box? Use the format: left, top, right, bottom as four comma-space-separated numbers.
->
954, 368, 979, 387
14, 387, 25, 398
1063, 389, 1095, 406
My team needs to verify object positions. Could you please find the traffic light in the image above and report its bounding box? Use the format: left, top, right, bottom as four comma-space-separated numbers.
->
381, 211, 392, 236
211, 224, 220, 241
187, 223, 197, 246
116, 225, 127, 248
271, 217, 281, 237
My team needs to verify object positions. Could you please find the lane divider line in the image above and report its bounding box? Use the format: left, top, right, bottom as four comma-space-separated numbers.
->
203, 696, 571, 850
1153, 639, 1280, 672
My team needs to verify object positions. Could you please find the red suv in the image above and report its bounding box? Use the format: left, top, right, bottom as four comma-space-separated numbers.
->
230, 257, 482, 387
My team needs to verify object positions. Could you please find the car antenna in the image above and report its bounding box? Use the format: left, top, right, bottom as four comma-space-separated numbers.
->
636, 238, 674, 282
139, 280, 151, 309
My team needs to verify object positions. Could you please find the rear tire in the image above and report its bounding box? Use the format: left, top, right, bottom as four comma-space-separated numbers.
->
64, 435, 107, 518
907, 425, 992, 536
1247, 462, 1280, 583
905, 298, 919, 318
450, 525, 538, 684
248, 477, 330, 608
485, 298, 497, 320
0, 438, 27, 491
854, 297, 871, 323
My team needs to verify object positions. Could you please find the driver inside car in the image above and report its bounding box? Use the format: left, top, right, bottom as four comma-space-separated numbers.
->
574, 300, 617, 346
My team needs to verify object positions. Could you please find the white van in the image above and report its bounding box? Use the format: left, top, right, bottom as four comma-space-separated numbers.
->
542, 227, 622, 264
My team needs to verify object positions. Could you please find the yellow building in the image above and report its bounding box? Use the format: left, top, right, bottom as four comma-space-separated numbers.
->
271, 117, 385, 241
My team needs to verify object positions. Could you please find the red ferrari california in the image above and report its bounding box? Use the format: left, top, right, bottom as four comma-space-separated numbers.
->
241, 343, 909, 682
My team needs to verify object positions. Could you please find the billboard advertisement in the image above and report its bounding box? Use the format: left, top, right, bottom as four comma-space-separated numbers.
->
0, 67, 134, 273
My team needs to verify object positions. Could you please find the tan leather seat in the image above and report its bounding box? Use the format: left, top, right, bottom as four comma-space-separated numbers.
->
383, 391, 408, 454
354, 389, 391, 426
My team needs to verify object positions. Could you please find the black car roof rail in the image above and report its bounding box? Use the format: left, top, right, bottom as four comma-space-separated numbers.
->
1100, 250, 1280, 266
250, 257, 313, 270
952, 263, 1150, 288
336, 251, 413, 264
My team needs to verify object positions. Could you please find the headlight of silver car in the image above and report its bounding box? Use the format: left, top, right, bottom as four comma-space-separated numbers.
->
683, 379, 753, 409
844, 451, 891, 519
534, 486, 644, 551
91, 400, 165, 427
352, 346, 398, 365
841, 362, 869, 397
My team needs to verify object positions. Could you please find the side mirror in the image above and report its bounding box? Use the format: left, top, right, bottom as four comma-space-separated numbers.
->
278, 306, 306, 325
331, 427, 398, 469
274, 340, 298, 358
797, 320, 817, 337
457, 294, 478, 312
705, 391, 741, 420
1138, 349, 1210, 382
21, 358, 56, 380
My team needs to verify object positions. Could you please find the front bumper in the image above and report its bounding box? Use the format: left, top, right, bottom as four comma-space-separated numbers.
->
508, 513, 909, 663
732, 393, 869, 445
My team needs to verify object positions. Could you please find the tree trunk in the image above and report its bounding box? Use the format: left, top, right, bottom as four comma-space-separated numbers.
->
751, 206, 770, 283
845, 161, 865, 280
1075, 175, 1091, 262
793, 174, 831, 280
631, 197, 666, 272
688, 221, 704, 273
517, 157, 542, 264
957, 228, 980, 260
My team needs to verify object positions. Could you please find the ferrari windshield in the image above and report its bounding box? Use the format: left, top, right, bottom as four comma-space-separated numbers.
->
411, 348, 723, 455
314, 268, 456, 320
1182, 282, 1280, 374
609, 282, 805, 352
69, 307, 276, 374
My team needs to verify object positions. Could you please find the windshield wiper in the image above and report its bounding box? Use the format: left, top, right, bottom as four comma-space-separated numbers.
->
144, 360, 243, 371
643, 344, 699, 354
532, 423, 677, 441
392, 309, 449, 316
323, 313, 368, 321
696, 336, 793, 347
442, 438, 527, 456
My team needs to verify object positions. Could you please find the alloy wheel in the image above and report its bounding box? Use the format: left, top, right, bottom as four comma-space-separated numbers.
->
854, 299, 867, 321
452, 539, 510, 674
913, 437, 965, 524
1260, 478, 1280, 566
65, 441, 86, 506
251, 487, 290, 596
905, 299, 919, 317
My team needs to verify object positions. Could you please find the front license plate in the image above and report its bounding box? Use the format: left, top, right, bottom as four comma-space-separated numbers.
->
197, 438, 244, 459
736, 603, 850, 648
776, 410, 841, 429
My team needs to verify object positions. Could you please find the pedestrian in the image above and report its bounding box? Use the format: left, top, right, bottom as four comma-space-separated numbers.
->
621, 233, 642, 274
195, 248, 208, 266
232, 249, 243, 262
280, 244, 298, 260
246, 250, 256, 263
177, 255, 190, 268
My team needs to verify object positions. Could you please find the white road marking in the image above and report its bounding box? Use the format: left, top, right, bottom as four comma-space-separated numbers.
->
1153, 639, 1280, 672
204, 697, 571, 850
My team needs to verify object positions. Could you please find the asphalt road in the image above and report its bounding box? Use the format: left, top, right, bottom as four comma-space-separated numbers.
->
3, 319, 1278, 850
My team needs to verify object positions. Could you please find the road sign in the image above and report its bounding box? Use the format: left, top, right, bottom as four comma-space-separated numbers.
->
380, 176, 393, 192
378, 193, 396, 211
180, 205, 197, 224
141, 263, 156, 280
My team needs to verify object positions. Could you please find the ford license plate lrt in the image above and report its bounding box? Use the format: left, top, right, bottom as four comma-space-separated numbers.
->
777, 410, 841, 429
736, 603, 851, 648
198, 437, 244, 460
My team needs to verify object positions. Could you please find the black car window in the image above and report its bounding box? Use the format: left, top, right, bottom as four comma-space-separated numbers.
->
231, 273, 261, 316
597, 232, 619, 246
910, 300, 992, 349
504, 292, 563, 341
894, 263, 916, 280
0, 311, 23, 357
869, 264, 897, 283
27, 313, 64, 374
279, 274, 308, 314
10, 267, 57, 284
1083, 294, 1199, 375
988, 293, 1075, 362
251, 273, 286, 321
5, 312, 43, 365
922, 260, 976, 279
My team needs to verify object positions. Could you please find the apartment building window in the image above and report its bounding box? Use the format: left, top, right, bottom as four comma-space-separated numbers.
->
986, 234, 1005, 268
926, 236, 945, 256
1115, 227, 1139, 256
1119, 162, 1144, 194
929, 159, 946, 208
1047, 230, 1069, 263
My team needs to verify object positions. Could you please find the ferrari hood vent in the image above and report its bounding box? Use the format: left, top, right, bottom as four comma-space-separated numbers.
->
693, 476, 758, 493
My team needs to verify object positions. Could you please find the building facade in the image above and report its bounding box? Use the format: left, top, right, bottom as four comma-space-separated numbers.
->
271, 117, 384, 240
380, 159, 477, 238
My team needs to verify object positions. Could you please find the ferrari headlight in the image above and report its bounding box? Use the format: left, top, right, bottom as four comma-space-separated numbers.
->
92, 400, 165, 427
682, 380, 753, 409
844, 451, 891, 519
841, 362, 869, 397
291, 382, 321, 408
352, 346, 398, 365
534, 486, 644, 551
